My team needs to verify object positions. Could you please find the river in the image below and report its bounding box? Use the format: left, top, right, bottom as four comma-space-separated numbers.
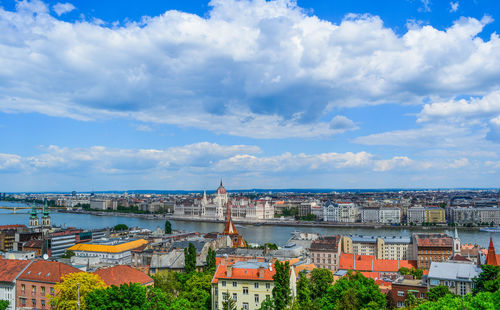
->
0, 201, 498, 247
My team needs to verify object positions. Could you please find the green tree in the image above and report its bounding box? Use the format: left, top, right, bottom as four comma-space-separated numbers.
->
319, 271, 386, 310
113, 224, 128, 231
403, 293, 425, 310
0, 300, 9, 310
258, 296, 274, 310
152, 272, 182, 298
206, 248, 216, 271
184, 243, 197, 273
61, 250, 75, 259
222, 291, 237, 310
86, 283, 172, 310
473, 264, 500, 294
310, 268, 334, 301
178, 272, 212, 309
415, 290, 500, 310
296, 274, 313, 309
165, 220, 172, 234
427, 285, 452, 301
272, 260, 291, 310
50, 272, 107, 310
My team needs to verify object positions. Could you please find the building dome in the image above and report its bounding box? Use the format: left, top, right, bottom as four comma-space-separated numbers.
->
217, 180, 227, 195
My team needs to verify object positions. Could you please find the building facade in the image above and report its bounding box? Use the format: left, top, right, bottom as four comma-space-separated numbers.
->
426, 262, 481, 296
310, 235, 341, 271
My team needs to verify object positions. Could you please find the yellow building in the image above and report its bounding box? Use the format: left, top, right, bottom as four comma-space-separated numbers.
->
68, 238, 148, 266
211, 261, 296, 310
425, 208, 446, 223
341, 235, 414, 260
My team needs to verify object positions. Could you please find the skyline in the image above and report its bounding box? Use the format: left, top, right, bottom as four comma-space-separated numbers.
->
1, 0, 500, 191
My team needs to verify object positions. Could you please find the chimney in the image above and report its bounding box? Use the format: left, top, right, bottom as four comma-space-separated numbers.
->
258, 266, 265, 278
227, 265, 232, 277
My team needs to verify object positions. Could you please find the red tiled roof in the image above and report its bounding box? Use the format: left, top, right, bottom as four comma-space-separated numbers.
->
338, 253, 417, 272
212, 264, 275, 284
415, 234, 452, 247
486, 237, 498, 266
94, 265, 153, 286
0, 224, 26, 230
0, 259, 31, 282
18, 260, 81, 283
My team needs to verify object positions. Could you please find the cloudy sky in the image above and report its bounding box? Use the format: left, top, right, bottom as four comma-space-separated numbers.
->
0, 0, 499, 191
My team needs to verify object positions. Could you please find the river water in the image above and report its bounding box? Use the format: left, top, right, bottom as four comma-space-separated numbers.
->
1, 201, 498, 247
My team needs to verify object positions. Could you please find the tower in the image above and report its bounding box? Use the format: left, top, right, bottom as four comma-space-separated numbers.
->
452, 226, 461, 255
42, 199, 51, 227
29, 202, 39, 228
222, 201, 246, 248
215, 180, 227, 220
201, 190, 207, 216
486, 235, 498, 266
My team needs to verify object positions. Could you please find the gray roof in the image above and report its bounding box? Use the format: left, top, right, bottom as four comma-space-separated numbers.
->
348, 235, 411, 244
232, 261, 271, 269
428, 262, 481, 282
169, 240, 206, 253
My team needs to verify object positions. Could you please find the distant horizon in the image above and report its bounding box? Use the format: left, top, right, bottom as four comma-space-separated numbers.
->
3, 187, 499, 195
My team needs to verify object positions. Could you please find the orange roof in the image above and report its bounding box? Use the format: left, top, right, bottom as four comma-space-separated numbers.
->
415, 234, 452, 247
0, 259, 31, 282
212, 263, 275, 284
339, 253, 417, 272
18, 260, 81, 283
68, 239, 148, 253
294, 264, 316, 277
94, 265, 153, 286
0, 224, 26, 230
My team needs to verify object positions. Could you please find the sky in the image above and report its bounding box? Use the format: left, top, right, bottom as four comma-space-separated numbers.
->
0, 0, 500, 191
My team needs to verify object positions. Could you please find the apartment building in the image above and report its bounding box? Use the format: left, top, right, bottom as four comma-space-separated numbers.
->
310, 235, 341, 271
323, 202, 360, 223
0, 259, 32, 310
379, 208, 401, 224
413, 234, 455, 269
426, 261, 481, 296
341, 235, 413, 260
424, 208, 446, 223
211, 261, 292, 310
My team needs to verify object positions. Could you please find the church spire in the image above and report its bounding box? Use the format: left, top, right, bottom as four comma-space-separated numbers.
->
30, 201, 38, 219
486, 235, 498, 266
43, 199, 49, 218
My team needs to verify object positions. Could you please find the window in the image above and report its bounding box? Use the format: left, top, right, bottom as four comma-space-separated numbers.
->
460, 282, 467, 296
232, 293, 237, 301
222, 281, 226, 287
20, 298, 26, 307
243, 287, 248, 295
397, 301, 403, 307
254, 282, 259, 289
243, 302, 249, 310
420, 293, 425, 298
21, 284, 25, 294
222, 293, 228, 300
41, 286, 45, 295
255, 294, 259, 303
41, 300, 45, 308
32, 299, 36, 307
32, 285, 36, 296
397, 291, 404, 297
50, 287, 55, 296
266, 283, 271, 289
233, 281, 237, 288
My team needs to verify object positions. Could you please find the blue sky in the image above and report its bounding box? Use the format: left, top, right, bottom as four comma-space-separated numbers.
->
0, 0, 500, 191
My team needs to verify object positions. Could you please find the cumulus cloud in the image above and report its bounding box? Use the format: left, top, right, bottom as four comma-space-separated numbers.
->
329, 115, 357, 130
52, 2, 75, 16
1, 0, 500, 138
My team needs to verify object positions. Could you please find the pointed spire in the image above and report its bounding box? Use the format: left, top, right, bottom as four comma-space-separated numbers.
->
43, 199, 50, 218
454, 226, 459, 239
220, 179, 223, 187
486, 235, 498, 266
30, 201, 38, 219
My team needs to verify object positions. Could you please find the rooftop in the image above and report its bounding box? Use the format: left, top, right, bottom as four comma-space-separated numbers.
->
0, 259, 31, 282
94, 265, 153, 286
428, 262, 481, 281
18, 260, 81, 283
68, 239, 148, 253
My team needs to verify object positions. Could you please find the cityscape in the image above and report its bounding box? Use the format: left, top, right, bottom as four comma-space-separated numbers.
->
1, 0, 500, 310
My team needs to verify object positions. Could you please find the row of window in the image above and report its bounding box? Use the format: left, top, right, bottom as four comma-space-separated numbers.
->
20, 285, 54, 296
19, 297, 46, 308
221, 281, 271, 290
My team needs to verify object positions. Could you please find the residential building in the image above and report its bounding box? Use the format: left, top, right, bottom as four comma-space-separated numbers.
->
323, 202, 360, 223
390, 278, 427, 308
341, 235, 414, 260
16, 260, 81, 309
379, 208, 401, 224
413, 234, 454, 269
309, 235, 341, 271
211, 261, 296, 310
94, 265, 153, 286
0, 259, 32, 310
407, 207, 425, 224
361, 208, 379, 223
424, 208, 445, 223
426, 261, 481, 296
69, 238, 148, 266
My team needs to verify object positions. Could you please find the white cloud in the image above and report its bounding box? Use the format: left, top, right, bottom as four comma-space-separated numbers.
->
420, 0, 431, 12
0, 153, 23, 171
373, 156, 414, 172
52, 2, 75, 16
446, 158, 469, 168
0, 1, 499, 138
450, 2, 459, 13
485, 161, 500, 168
329, 115, 357, 130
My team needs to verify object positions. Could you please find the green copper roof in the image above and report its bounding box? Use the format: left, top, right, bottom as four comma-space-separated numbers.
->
30, 202, 38, 219
42, 200, 50, 218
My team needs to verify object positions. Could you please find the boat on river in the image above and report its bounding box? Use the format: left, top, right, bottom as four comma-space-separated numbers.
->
480, 227, 500, 233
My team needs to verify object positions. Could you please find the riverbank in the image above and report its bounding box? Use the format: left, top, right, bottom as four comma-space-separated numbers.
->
56, 209, 481, 231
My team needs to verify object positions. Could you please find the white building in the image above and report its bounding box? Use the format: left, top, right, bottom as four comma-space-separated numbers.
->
323, 202, 360, 223
69, 238, 148, 266
379, 208, 401, 224
361, 208, 379, 223
407, 207, 425, 224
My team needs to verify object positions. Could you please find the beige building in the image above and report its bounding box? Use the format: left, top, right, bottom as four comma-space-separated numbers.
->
425, 208, 446, 223
341, 235, 413, 260
310, 235, 341, 271
211, 261, 296, 310
427, 262, 481, 296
